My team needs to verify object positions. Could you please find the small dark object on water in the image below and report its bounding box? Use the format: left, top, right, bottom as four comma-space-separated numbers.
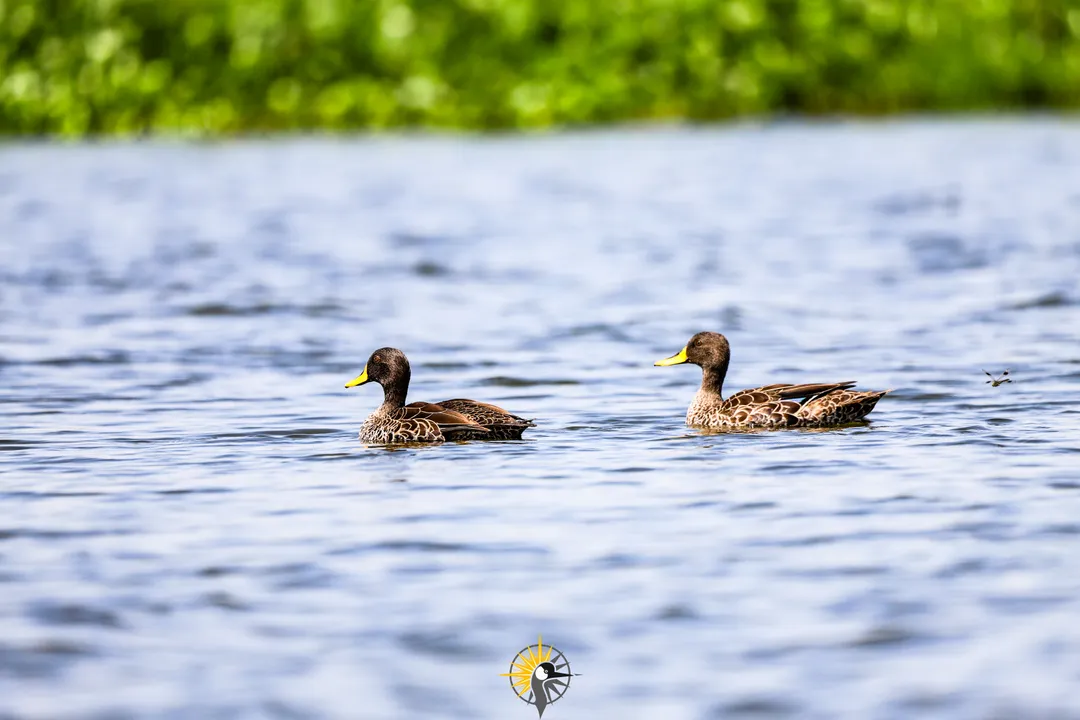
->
984, 369, 1011, 387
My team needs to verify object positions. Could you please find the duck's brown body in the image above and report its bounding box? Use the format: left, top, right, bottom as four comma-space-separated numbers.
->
685, 382, 887, 430
658, 332, 887, 430
347, 349, 534, 444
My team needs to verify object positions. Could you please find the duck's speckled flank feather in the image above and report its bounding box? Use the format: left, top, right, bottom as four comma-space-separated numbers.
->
359, 403, 488, 444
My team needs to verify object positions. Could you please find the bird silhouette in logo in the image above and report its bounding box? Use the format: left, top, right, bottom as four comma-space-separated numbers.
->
501, 636, 576, 717
529, 661, 573, 718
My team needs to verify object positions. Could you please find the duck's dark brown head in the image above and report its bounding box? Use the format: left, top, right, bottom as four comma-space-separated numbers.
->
655, 331, 732, 394
655, 332, 730, 369
345, 347, 411, 405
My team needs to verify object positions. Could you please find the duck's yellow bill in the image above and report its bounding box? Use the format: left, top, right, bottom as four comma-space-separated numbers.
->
345, 366, 370, 388
654, 346, 689, 366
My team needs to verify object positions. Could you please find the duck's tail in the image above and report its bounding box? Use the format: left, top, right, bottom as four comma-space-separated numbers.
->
799, 388, 889, 425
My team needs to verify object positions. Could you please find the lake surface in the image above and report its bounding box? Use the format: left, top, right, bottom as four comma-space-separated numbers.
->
2, 119, 1080, 719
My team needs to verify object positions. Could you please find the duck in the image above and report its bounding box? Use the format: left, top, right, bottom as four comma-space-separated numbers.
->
345, 347, 535, 443
654, 331, 887, 430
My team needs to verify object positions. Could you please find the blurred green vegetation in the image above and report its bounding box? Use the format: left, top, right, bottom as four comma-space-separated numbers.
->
1, 0, 1078, 134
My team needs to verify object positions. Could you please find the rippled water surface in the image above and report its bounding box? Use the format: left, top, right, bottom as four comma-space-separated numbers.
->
3, 120, 1080, 719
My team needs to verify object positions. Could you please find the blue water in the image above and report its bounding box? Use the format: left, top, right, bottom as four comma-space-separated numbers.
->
2, 119, 1080, 718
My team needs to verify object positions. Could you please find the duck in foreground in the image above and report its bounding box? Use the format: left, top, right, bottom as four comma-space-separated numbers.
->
655, 332, 888, 430
345, 347, 535, 443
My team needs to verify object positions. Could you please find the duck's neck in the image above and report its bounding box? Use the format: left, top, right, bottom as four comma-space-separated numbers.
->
379, 373, 410, 411
699, 362, 728, 400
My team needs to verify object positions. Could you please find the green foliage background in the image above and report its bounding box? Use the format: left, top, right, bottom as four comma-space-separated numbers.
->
2, 0, 1078, 135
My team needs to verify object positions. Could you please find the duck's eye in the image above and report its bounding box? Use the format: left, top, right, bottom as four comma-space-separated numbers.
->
373, 355, 381, 363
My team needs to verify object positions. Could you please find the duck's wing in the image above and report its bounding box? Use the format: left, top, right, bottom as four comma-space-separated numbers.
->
775, 382, 857, 401
436, 398, 535, 429
726, 382, 857, 406
398, 402, 490, 436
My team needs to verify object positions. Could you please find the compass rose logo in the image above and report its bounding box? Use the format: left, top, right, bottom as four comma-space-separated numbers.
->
500, 636, 575, 717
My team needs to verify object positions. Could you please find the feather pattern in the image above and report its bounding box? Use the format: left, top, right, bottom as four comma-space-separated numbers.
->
359, 402, 488, 444
436, 399, 536, 440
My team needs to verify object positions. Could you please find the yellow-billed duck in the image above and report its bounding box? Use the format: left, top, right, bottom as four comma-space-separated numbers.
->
345, 347, 535, 443
655, 332, 887, 430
